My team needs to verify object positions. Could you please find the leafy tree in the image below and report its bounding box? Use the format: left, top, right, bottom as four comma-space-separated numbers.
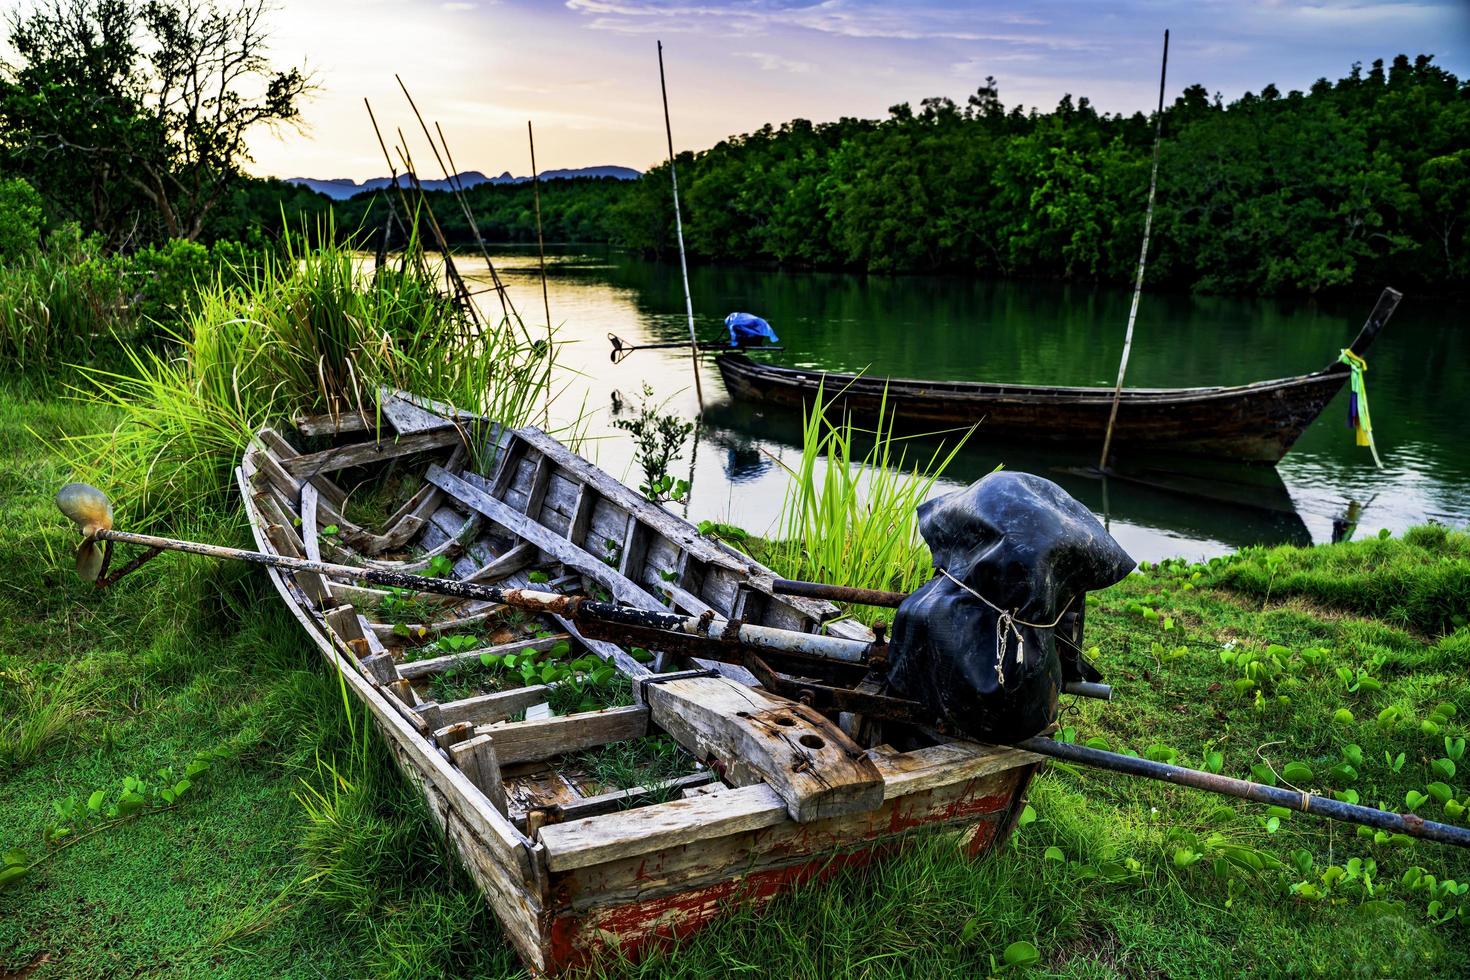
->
0, 177, 44, 260
0, 0, 310, 244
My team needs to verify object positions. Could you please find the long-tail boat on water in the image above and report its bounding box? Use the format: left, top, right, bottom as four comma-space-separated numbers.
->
713, 288, 1402, 464
55, 369, 1468, 976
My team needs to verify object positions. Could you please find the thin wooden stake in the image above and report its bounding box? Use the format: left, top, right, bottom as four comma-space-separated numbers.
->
1099, 29, 1169, 471
529, 120, 554, 427
657, 40, 705, 413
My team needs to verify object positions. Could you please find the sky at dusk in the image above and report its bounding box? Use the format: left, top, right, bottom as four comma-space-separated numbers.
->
231, 0, 1470, 179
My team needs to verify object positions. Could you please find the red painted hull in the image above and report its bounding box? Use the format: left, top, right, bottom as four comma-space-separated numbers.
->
542, 767, 1038, 972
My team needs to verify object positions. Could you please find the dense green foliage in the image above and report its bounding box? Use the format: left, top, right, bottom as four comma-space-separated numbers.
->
0, 0, 308, 244
326, 176, 632, 247
606, 56, 1467, 293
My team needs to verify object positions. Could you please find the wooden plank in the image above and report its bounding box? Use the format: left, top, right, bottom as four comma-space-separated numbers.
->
540, 783, 789, 872
870, 741, 1044, 801
380, 389, 459, 434
465, 541, 538, 583
478, 706, 648, 766
546, 772, 716, 823
567, 483, 595, 548
283, 428, 463, 478
397, 633, 570, 680
439, 685, 552, 728
294, 410, 371, 437
643, 675, 884, 823
425, 466, 664, 613
450, 733, 509, 815
524, 455, 554, 519
300, 483, 324, 564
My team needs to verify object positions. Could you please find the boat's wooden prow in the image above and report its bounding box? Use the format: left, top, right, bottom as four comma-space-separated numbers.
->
644, 673, 884, 822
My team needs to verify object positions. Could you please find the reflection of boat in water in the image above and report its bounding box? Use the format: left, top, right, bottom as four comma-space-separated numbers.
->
700, 400, 1313, 550
714, 289, 1401, 465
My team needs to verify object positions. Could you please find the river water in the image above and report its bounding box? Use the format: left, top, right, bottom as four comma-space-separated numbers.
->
453, 247, 1467, 563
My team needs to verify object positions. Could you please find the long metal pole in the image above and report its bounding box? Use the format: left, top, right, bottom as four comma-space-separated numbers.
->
1098, 29, 1168, 471
657, 40, 705, 413
529, 120, 554, 427
68, 524, 1468, 846
1018, 736, 1470, 848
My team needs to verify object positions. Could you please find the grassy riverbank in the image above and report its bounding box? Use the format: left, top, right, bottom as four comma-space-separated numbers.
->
2, 378, 1467, 977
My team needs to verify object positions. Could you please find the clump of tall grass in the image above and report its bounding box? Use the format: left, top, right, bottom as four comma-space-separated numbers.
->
0, 228, 129, 370
767, 383, 972, 622
62, 224, 553, 521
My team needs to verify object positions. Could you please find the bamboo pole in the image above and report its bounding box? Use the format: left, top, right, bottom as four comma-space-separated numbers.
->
657, 40, 705, 413
1098, 29, 1169, 471
393, 75, 526, 333
528, 120, 554, 427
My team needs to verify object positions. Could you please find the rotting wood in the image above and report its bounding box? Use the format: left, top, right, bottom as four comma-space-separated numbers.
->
396, 633, 570, 680
294, 410, 371, 437
284, 428, 464, 478
452, 734, 508, 815
379, 388, 461, 434
541, 772, 716, 824
642, 674, 883, 822
466, 541, 538, 583
478, 705, 648, 766
426, 466, 663, 612
438, 685, 553, 728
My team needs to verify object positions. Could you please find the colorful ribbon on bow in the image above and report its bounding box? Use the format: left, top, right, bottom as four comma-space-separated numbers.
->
1338, 349, 1382, 468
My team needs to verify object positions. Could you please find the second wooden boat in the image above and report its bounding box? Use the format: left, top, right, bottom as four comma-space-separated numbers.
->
715, 288, 1401, 464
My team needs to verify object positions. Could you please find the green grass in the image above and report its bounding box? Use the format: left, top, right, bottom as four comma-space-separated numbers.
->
767, 381, 972, 623
3, 376, 1468, 977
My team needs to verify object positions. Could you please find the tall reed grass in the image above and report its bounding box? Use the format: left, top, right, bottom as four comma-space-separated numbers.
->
0, 229, 128, 370
767, 383, 972, 622
62, 225, 553, 521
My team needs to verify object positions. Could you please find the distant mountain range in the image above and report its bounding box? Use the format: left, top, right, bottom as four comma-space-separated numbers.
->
284, 166, 640, 201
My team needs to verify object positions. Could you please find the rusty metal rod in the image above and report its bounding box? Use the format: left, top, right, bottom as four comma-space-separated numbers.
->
773, 578, 906, 607
78, 527, 1112, 700
1016, 737, 1470, 848
83, 527, 868, 662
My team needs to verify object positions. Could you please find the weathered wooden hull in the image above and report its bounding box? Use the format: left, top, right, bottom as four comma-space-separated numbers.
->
717, 353, 1348, 464
240, 389, 1040, 974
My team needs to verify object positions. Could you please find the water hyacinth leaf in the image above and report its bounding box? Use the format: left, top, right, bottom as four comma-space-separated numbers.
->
1427, 782, 1454, 804
1282, 762, 1313, 783
1085, 737, 1110, 751
1342, 744, 1364, 767
1430, 758, 1456, 780
1174, 847, 1202, 868
1332, 708, 1355, 725
1043, 846, 1065, 862
1250, 763, 1277, 786
1145, 745, 1178, 763
1405, 790, 1428, 811
1335, 789, 1360, 804
1204, 750, 1224, 774
1002, 941, 1040, 967
1447, 737, 1466, 762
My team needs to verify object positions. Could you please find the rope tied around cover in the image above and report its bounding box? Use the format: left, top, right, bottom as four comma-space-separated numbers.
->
939, 568, 1070, 689
1338, 349, 1383, 468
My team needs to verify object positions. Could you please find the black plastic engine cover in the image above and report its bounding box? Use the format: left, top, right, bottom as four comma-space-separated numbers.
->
887, 472, 1134, 741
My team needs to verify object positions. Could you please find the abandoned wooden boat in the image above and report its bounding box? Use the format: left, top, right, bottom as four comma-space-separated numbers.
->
237, 390, 1042, 974
715, 287, 1402, 464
